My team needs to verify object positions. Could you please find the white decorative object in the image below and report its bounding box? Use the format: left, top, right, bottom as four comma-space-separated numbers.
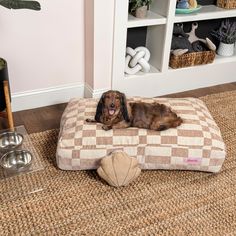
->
217, 42, 235, 57
125, 46, 151, 75
187, 22, 216, 51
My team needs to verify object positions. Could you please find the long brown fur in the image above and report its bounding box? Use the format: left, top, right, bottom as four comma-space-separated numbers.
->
86, 90, 183, 131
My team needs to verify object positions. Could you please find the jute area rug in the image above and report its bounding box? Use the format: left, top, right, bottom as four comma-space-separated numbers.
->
1, 91, 236, 236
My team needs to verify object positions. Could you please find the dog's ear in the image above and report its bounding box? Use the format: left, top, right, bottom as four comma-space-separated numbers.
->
95, 93, 105, 122
120, 92, 130, 122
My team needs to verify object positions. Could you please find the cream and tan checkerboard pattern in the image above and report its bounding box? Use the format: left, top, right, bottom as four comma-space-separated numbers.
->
56, 97, 226, 172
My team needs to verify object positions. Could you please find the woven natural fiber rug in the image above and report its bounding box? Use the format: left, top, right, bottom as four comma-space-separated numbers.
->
1, 91, 236, 235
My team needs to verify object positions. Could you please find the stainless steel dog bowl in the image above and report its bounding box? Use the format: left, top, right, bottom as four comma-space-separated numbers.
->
0, 132, 24, 151
0, 150, 32, 172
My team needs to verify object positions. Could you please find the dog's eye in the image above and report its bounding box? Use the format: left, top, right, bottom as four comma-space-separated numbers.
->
105, 95, 110, 99
115, 96, 120, 99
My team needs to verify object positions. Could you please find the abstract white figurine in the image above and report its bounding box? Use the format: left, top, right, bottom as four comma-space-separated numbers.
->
186, 22, 216, 51
125, 46, 151, 75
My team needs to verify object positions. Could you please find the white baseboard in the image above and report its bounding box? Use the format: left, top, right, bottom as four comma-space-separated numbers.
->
12, 83, 84, 112
84, 83, 109, 98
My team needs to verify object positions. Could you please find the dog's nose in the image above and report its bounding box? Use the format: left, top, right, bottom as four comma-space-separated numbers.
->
110, 103, 115, 108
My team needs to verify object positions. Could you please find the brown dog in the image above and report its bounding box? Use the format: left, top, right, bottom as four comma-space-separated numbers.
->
86, 90, 182, 131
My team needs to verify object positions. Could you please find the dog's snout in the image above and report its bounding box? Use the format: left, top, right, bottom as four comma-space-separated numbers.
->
110, 103, 115, 108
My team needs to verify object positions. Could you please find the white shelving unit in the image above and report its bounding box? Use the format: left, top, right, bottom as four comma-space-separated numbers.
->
111, 0, 236, 97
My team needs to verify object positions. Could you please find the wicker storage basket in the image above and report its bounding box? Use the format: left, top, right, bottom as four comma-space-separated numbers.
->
169, 50, 215, 69
217, 0, 236, 9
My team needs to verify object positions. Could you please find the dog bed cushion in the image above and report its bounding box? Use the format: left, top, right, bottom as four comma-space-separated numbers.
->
56, 97, 226, 173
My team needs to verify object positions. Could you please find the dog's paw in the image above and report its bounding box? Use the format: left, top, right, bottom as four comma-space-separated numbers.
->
102, 125, 112, 131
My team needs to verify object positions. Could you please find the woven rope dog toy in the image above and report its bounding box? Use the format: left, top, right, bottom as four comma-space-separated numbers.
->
125, 47, 151, 75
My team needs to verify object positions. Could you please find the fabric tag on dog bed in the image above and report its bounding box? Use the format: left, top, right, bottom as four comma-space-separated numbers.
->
56, 97, 226, 173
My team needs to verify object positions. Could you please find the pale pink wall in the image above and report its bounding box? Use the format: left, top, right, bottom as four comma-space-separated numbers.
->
84, 0, 114, 91
94, 0, 114, 90
0, 0, 84, 93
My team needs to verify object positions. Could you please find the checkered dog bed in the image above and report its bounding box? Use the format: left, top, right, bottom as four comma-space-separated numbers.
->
56, 97, 226, 173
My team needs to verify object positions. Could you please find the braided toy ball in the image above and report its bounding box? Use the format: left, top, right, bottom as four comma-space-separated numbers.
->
125, 47, 151, 75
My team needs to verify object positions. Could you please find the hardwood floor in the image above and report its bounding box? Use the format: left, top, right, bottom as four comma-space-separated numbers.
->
161, 82, 236, 98
1, 82, 236, 134
0, 103, 67, 134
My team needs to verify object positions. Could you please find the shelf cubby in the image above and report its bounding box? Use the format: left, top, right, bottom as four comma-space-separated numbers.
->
126, 24, 166, 73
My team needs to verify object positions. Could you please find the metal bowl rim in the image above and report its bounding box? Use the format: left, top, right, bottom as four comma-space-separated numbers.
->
0, 131, 24, 150
0, 149, 32, 169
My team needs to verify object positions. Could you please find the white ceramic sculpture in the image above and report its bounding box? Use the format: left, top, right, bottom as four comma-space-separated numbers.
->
125, 46, 151, 75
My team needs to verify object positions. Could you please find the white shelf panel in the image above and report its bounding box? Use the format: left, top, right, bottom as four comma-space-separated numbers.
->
168, 63, 213, 71
214, 51, 236, 64
174, 5, 236, 23
127, 11, 166, 28
124, 65, 160, 79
